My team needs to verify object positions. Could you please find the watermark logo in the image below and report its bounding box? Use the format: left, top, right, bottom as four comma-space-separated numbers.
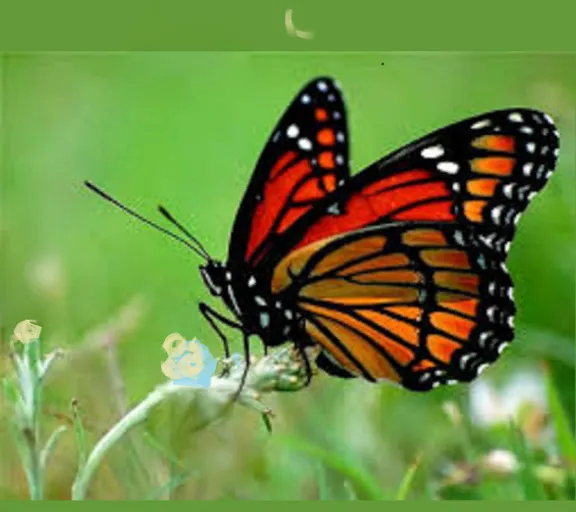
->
161, 333, 217, 387
13, 320, 42, 344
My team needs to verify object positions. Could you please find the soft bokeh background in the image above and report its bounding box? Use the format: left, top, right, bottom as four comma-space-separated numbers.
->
1, 53, 575, 499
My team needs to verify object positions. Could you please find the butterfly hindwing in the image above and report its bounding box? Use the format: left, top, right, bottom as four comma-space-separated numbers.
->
272, 222, 516, 391
285, 108, 559, 258
229, 77, 351, 269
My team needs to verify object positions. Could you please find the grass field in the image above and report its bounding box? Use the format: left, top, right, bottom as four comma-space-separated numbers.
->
1, 53, 575, 500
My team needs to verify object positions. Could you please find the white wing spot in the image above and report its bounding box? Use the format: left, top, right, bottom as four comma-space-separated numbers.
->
477, 364, 489, 375
327, 94, 336, 102
437, 161, 459, 174
317, 81, 328, 92
488, 282, 496, 295
545, 170, 553, 179
487, 306, 497, 321
504, 241, 511, 253
544, 113, 555, 124
421, 145, 445, 159
507, 287, 514, 300
513, 212, 521, 225
491, 205, 504, 224
472, 119, 491, 129
527, 191, 537, 201
286, 124, 299, 138
248, 276, 256, 287
452, 182, 461, 192
520, 126, 534, 134
259, 312, 270, 328
336, 131, 345, 142
526, 142, 536, 153
553, 147, 559, 157
541, 145, 549, 155
509, 112, 523, 123
255, 296, 267, 307
454, 231, 465, 245
298, 138, 313, 151
479, 332, 492, 347
497, 342, 509, 354
301, 94, 311, 104
333, 111, 341, 120
480, 233, 496, 247
459, 353, 474, 370
503, 183, 514, 199
335, 154, 344, 165
523, 162, 533, 176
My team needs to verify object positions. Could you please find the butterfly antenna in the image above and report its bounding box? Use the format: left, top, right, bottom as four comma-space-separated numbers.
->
157, 205, 211, 260
84, 181, 209, 261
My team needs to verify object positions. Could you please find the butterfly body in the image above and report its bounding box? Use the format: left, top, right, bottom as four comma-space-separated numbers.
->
200, 260, 303, 348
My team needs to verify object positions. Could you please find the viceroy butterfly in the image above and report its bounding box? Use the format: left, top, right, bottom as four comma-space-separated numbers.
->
86, 76, 560, 392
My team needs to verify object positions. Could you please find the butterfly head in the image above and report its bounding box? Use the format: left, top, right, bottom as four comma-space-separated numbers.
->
199, 260, 226, 297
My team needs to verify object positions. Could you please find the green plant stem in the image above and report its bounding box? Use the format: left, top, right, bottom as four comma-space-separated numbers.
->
71, 382, 173, 500
23, 428, 43, 500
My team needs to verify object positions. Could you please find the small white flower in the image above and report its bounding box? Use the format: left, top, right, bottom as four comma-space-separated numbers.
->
482, 449, 519, 475
469, 368, 547, 427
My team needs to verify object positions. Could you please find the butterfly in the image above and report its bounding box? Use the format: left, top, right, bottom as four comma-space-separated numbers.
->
86, 76, 559, 391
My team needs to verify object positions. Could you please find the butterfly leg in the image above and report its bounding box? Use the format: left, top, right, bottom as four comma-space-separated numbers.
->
199, 302, 242, 359
295, 342, 313, 387
231, 332, 252, 402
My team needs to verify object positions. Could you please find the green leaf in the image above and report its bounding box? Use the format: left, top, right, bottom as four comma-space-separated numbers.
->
40, 426, 67, 472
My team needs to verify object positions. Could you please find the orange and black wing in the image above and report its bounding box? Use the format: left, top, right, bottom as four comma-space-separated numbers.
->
272, 222, 516, 391
229, 77, 351, 269
288, 108, 559, 258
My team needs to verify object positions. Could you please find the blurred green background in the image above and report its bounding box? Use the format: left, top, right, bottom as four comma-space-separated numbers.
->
1, 53, 575, 499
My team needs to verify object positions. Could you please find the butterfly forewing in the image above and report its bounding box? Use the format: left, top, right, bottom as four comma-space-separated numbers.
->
228, 77, 351, 269
282, 108, 559, 259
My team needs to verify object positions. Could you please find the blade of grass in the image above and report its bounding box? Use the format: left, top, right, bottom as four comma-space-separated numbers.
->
396, 453, 423, 500
343, 480, 359, 500
71, 399, 88, 470
542, 362, 576, 469
278, 436, 388, 500
315, 462, 331, 500
145, 469, 195, 500
508, 420, 547, 500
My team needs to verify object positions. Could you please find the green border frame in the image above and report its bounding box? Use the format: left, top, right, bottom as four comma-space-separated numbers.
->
1, 0, 575, 506
0, 0, 575, 50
